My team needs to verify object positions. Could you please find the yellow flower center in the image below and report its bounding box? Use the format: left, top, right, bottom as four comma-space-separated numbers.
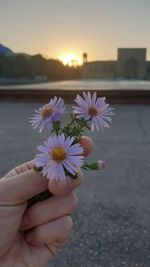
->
41, 107, 53, 119
88, 106, 99, 116
51, 146, 67, 163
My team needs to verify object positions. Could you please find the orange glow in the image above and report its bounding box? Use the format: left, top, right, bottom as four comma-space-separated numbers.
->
60, 54, 82, 66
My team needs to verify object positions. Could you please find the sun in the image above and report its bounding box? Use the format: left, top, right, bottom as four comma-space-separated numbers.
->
60, 54, 82, 66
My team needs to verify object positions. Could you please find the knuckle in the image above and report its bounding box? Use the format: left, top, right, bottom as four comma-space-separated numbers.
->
35, 228, 44, 243
63, 216, 73, 234
69, 192, 78, 212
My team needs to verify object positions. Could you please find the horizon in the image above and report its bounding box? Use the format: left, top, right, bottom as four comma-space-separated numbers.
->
1, 43, 149, 65
1, 0, 150, 63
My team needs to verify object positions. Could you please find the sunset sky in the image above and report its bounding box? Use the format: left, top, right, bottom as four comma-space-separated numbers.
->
0, 0, 150, 64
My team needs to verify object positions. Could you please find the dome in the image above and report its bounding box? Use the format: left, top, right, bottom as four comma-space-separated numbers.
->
0, 44, 13, 55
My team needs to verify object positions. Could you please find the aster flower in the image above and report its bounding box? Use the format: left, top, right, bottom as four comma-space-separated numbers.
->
35, 134, 84, 181
30, 96, 65, 133
73, 92, 114, 131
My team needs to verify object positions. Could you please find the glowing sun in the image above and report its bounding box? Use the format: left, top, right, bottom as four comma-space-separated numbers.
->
60, 54, 81, 66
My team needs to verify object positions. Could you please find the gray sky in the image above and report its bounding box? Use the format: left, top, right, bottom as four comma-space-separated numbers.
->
1, 0, 150, 63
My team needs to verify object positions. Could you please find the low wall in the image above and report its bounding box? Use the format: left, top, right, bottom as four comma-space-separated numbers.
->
0, 88, 150, 104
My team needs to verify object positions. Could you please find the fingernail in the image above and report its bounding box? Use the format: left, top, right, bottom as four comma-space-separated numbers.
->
57, 180, 69, 191
49, 177, 71, 195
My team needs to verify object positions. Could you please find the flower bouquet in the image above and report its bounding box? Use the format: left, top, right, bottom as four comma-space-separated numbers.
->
29, 92, 114, 205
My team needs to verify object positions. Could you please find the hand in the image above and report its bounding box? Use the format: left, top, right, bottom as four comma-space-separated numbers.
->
0, 136, 93, 267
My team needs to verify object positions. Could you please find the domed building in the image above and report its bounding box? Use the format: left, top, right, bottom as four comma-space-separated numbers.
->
82, 48, 150, 80
0, 44, 13, 56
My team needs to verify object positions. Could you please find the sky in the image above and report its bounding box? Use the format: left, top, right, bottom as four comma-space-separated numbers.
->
0, 0, 150, 63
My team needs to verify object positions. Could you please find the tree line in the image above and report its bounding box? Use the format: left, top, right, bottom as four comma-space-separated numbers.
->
0, 54, 82, 80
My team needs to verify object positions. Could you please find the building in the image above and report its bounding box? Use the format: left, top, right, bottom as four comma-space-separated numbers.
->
0, 44, 14, 56
82, 48, 150, 80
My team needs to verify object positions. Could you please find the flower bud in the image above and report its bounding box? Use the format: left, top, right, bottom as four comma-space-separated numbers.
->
97, 160, 106, 170
83, 160, 106, 171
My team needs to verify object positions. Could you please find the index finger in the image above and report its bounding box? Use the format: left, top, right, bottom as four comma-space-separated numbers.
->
0, 170, 48, 205
79, 136, 94, 157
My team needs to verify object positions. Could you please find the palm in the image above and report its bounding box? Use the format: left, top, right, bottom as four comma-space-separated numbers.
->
0, 203, 54, 267
3, 234, 51, 267
0, 163, 55, 267
0, 153, 86, 267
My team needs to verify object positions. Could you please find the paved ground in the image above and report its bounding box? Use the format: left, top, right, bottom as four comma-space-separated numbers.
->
0, 102, 150, 267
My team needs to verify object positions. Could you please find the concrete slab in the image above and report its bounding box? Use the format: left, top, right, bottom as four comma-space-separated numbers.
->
0, 102, 150, 267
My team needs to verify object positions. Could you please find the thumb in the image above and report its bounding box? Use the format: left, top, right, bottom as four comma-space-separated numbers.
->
0, 170, 48, 205
0, 136, 94, 205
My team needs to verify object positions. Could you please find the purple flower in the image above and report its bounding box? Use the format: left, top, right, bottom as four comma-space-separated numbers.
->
73, 92, 114, 131
30, 97, 65, 133
35, 134, 84, 181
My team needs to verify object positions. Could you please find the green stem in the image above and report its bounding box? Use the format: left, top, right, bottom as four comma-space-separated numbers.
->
28, 190, 53, 207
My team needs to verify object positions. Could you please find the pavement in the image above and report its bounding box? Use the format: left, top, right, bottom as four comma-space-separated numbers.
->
0, 102, 150, 267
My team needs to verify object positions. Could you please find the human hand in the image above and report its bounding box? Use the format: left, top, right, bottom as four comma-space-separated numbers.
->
0, 136, 93, 267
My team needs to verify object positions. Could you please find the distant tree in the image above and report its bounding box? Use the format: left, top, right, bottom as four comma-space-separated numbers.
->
0, 53, 82, 80
11, 55, 30, 78
30, 54, 46, 77
0, 54, 7, 77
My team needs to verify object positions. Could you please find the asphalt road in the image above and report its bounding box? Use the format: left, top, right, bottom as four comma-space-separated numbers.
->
0, 102, 150, 267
